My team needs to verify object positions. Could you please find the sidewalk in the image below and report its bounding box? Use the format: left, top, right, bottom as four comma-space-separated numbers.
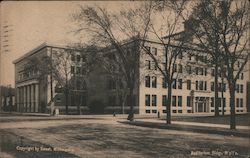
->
119, 118, 250, 138
137, 118, 249, 130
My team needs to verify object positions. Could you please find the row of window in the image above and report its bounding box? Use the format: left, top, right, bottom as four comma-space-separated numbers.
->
236, 98, 244, 107
236, 84, 244, 93
107, 78, 123, 90
145, 77, 246, 94
71, 66, 86, 75
18, 70, 38, 81
145, 95, 184, 107
145, 109, 186, 114
71, 54, 86, 62
211, 69, 244, 80
146, 95, 245, 108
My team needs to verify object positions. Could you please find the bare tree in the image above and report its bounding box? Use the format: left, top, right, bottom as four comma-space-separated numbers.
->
187, 0, 249, 129
72, 2, 153, 120
139, 0, 191, 124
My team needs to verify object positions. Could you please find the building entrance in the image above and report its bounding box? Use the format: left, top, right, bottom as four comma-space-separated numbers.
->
195, 97, 209, 113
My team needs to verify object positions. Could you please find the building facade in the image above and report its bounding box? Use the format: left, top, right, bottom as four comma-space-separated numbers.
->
139, 40, 248, 115
13, 41, 249, 115
13, 43, 88, 114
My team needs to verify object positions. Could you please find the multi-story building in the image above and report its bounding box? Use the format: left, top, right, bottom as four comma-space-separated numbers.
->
13, 43, 88, 114
13, 40, 249, 115
139, 39, 248, 115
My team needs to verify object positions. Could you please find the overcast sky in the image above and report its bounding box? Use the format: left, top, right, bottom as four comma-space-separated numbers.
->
0, 1, 141, 86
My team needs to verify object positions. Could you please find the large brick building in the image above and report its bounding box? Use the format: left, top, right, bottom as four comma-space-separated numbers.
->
13, 40, 249, 115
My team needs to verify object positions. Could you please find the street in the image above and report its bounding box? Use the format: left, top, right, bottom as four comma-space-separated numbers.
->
0, 116, 249, 158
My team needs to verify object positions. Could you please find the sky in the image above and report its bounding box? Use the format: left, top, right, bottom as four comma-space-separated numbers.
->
0, 1, 140, 87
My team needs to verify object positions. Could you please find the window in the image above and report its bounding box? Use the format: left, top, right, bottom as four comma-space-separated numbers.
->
173, 110, 177, 113
145, 76, 150, 87
241, 73, 244, 80
173, 64, 177, 72
152, 76, 157, 88
145, 95, 150, 106
76, 67, 81, 74
145, 46, 151, 53
199, 67, 204, 75
211, 97, 214, 107
204, 81, 207, 90
240, 98, 243, 107
152, 95, 157, 106
71, 66, 75, 74
77, 55, 81, 62
81, 55, 86, 62
187, 110, 192, 113
222, 83, 226, 92
152, 47, 157, 55
188, 54, 192, 60
162, 95, 167, 106
146, 60, 151, 70
204, 68, 207, 76
211, 69, 215, 76
187, 80, 191, 90
152, 61, 157, 70
162, 62, 166, 71
71, 55, 75, 61
172, 79, 177, 89
196, 81, 199, 90
186, 65, 192, 74
187, 96, 191, 107
211, 82, 214, 91
178, 79, 182, 89
240, 85, 243, 93
178, 64, 183, 73
178, 52, 183, 59
178, 96, 182, 107
162, 77, 168, 88
236, 84, 239, 93
195, 67, 199, 75
152, 110, 157, 113
172, 96, 176, 106
236, 98, 239, 107
81, 68, 86, 75
146, 110, 150, 113
178, 110, 182, 113
56, 97, 61, 103
199, 81, 203, 90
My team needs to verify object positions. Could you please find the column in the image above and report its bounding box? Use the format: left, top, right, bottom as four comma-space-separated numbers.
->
35, 84, 39, 112
30, 84, 34, 112
20, 87, 22, 112
22, 87, 24, 112
23, 86, 27, 112
16, 88, 20, 112
27, 85, 30, 112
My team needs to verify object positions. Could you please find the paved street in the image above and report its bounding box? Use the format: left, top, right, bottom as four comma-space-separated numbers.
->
0, 116, 249, 158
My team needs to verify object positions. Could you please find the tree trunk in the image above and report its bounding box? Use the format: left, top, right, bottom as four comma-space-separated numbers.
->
214, 63, 220, 116
166, 82, 172, 124
221, 77, 225, 116
229, 82, 236, 129
65, 90, 69, 115
127, 88, 134, 121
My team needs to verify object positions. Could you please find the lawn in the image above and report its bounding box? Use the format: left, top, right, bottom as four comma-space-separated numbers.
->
170, 113, 250, 126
